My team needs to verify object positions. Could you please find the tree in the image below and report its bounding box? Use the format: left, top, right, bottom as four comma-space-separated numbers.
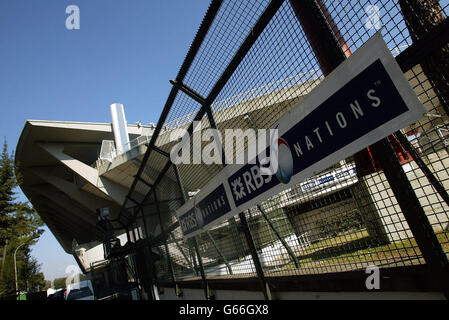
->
53, 277, 66, 290
0, 139, 45, 295
0, 245, 44, 295
43, 280, 52, 291
0, 139, 17, 277
20, 250, 46, 292
52, 273, 86, 290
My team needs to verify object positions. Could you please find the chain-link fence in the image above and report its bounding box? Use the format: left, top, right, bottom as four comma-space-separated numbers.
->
117, 0, 449, 298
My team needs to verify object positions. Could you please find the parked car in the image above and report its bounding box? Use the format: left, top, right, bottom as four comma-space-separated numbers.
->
46, 288, 56, 297
65, 280, 94, 300
48, 288, 65, 300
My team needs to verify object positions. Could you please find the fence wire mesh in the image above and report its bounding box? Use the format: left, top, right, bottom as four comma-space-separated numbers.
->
122, 0, 449, 288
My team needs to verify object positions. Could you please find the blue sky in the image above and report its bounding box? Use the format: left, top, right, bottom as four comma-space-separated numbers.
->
0, 0, 210, 280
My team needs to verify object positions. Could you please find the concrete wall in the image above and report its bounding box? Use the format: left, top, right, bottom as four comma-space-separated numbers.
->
359, 151, 449, 243
289, 198, 358, 242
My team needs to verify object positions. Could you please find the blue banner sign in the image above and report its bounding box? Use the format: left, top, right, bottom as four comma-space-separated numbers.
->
228, 59, 406, 206
179, 184, 231, 236
176, 33, 426, 239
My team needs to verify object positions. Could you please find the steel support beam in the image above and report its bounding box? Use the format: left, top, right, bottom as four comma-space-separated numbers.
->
395, 17, 449, 73
169, 80, 206, 105
185, 0, 285, 138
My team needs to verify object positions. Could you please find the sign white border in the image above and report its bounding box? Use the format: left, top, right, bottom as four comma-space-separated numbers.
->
177, 32, 426, 239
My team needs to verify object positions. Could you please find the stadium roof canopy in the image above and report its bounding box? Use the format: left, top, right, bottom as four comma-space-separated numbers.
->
16, 120, 152, 252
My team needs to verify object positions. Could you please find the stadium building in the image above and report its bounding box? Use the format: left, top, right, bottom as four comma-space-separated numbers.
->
16, 0, 449, 299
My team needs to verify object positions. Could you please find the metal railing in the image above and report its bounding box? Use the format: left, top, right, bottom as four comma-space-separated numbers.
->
110, 0, 449, 299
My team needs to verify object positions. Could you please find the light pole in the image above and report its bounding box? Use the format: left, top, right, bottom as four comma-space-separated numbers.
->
14, 239, 32, 295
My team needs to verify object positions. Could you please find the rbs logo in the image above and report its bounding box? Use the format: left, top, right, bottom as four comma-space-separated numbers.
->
230, 164, 273, 205
229, 134, 295, 205
179, 209, 198, 234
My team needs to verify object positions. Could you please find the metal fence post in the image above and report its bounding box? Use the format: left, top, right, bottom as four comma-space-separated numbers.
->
191, 236, 212, 299
154, 192, 178, 296
238, 212, 271, 300
143, 246, 156, 300
173, 163, 211, 299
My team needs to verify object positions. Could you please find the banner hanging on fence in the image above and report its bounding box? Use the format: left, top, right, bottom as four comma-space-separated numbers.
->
176, 33, 426, 240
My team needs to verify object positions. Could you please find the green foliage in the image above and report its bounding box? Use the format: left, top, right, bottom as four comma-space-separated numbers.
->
43, 280, 52, 291
53, 277, 66, 290
20, 251, 46, 291
52, 273, 86, 290
0, 139, 17, 245
0, 249, 46, 295
0, 255, 16, 295
0, 139, 45, 296
317, 210, 365, 239
11, 204, 44, 241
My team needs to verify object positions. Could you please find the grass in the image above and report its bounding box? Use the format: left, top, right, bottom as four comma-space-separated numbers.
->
279, 230, 449, 272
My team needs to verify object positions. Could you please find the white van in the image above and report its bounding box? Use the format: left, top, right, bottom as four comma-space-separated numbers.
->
65, 280, 95, 300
